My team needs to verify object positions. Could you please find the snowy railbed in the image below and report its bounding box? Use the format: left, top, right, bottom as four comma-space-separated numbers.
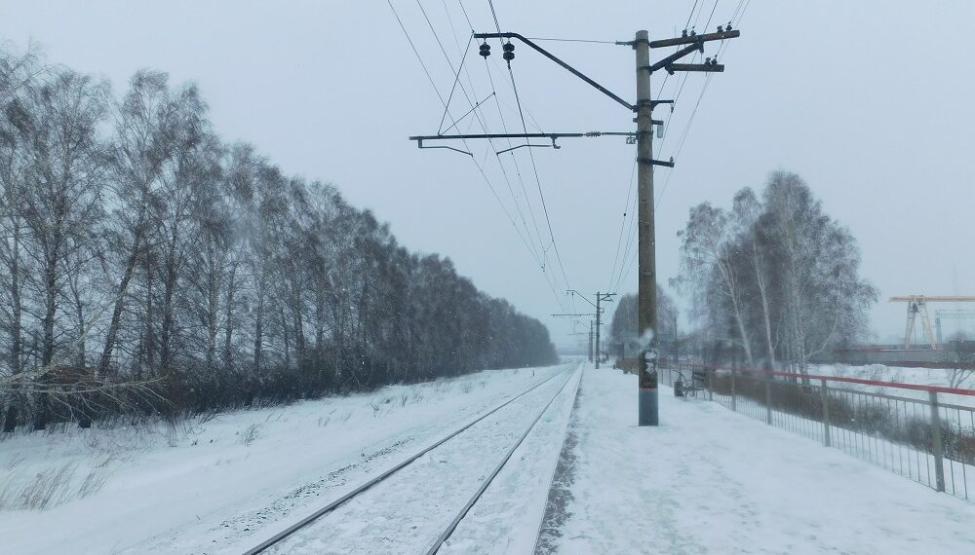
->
265, 364, 581, 554
0, 363, 570, 554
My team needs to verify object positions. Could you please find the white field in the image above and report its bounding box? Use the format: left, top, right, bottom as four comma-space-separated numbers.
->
814, 363, 975, 408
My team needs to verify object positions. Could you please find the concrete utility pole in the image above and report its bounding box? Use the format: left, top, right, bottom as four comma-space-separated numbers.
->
634, 30, 658, 425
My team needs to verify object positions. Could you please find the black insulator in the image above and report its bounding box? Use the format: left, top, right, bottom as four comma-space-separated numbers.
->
479, 42, 491, 58
727, 22, 733, 31
682, 29, 688, 37
690, 29, 697, 36
718, 25, 724, 32
705, 57, 711, 64
502, 41, 514, 62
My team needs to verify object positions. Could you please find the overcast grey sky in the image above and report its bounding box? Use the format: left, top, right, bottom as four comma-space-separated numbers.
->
3, 1, 973, 350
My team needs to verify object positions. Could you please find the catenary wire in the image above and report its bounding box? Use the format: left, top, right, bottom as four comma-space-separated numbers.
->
388, 0, 567, 310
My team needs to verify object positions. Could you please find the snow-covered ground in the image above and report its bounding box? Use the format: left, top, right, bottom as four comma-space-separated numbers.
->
0, 363, 570, 554
267, 363, 581, 554
553, 368, 975, 554
7, 362, 975, 554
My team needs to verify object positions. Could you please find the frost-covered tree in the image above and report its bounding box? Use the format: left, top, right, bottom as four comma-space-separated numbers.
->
675, 171, 876, 372
0, 45, 557, 431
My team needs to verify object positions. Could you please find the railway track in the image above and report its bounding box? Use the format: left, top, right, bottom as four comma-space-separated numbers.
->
243, 364, 581, 554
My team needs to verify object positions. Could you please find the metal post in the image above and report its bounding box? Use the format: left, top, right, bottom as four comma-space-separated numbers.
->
707, 369, 713, 401
595, 292, 601, 369
765, 373, 773, 425
636, 29, 658, 426
929, 390, 946, 492
820, 378, 831, 447
730, 368, 737, 412
588, 320, 594, 363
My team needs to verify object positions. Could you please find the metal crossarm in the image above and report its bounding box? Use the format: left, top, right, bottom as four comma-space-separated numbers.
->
648, 29, 740, 48
474, 32, 636, 112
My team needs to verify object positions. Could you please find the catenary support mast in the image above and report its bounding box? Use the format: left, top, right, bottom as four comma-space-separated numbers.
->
635, 30, 658, 426
407, 25, 740, 426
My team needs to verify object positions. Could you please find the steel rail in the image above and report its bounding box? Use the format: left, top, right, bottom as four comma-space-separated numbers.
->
426, 367, 580, 554
242, 366, 571, 555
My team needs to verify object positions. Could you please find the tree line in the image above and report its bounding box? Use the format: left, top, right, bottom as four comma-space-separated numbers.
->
0, 46, 557, 431
674, 171, 876, 372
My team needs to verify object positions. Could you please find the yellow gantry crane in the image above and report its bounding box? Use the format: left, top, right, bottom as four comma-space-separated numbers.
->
890, 296, 975, 349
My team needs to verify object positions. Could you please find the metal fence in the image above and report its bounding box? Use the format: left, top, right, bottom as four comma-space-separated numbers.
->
659, 364, 975, 502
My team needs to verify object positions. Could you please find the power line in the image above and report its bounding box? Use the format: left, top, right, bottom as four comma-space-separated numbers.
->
437, 1, 550, 266
415, 0, 573, 311
387, 0, 567, 310
691, 0, 713, 31
703, 0, 722, 32
507, 64, 574, 292
480, 40, 550, 265
684, 0, 702, 30
388, 0, 449, 109
523, 36, 618, 45
484, 1, 574, 292
654, 0, 751, 211
437, 32, 474, 134
616, 1, 743, 291
606, 157, 637, 291
448, 2, 572, 312
416, 0, 544, 255
487, 0, 503, 34
654, 0, 718, 140
478, 0, 577, 308
428, 1, 557, 274
613, 193, 639, 294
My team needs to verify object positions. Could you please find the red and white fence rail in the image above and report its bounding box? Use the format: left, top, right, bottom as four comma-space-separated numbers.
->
658, 363, 975, 502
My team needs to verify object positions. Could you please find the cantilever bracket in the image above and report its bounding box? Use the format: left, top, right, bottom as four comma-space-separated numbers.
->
642, 42, 704, 74
416, 138, 472, 157
474, 32, 636, 112
495, 137, 560, 155
637, 99, 675, 112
